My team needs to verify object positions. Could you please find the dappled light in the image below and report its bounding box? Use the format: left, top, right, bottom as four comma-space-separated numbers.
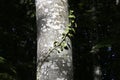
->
0, 0, 120, 80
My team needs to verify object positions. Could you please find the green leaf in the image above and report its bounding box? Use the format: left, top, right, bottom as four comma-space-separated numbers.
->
61, 42, 67, 48
62, 33, 66, 36
71, 28, 75, 33
68, 33, 73, 37
60, 47, 63, 51
0, 57, 5, 63
75, 23, 77, 28
64, 46, 68, 50
70, 10, 74, 14
10, 67, 16, 74
57, 49, 61, 53
0, 73, 14, 80
90, 44, 111, 53
71, 20, 75, 23
69, 15, 75, 18
67, 23, 71, 27
54, 41, 59, 47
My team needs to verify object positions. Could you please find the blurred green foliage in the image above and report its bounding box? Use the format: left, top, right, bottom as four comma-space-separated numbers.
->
69, 0, 120, 80
0, 0, 36, 80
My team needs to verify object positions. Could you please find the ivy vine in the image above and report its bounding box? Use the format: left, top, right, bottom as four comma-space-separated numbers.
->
39, 10, 77, 67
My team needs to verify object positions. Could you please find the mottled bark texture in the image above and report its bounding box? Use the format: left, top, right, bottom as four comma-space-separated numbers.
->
36, 0, 73, 80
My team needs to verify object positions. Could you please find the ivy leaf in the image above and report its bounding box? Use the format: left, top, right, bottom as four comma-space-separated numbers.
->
69, 15, 75, 18
68, 23, 71, 27
68, 33, 73, 37
71, 20, 75, 23
62, 33, 66, 36
60, 46, 63, 51
75, 23, 77, 28
64, 46, 68, 50
61, 42, 68, 50
54, 41, 59, 47
62, 42, 67, 47
70, 28, 75, 33
57, 48, 61, 53
70, 10, 74, 14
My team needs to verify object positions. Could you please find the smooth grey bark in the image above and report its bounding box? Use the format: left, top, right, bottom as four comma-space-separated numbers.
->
116, 0, 119, 5
36, 0, 73, 80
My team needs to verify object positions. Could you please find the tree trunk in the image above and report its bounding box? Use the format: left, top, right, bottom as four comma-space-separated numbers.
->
36, 0, 73, 80
92, 53, 102, 80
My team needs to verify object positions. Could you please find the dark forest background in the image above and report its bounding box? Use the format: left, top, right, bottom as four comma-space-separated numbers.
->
0, 0, 120, 80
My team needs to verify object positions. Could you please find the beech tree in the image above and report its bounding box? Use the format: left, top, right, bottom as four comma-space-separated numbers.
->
36, 0, 73, 80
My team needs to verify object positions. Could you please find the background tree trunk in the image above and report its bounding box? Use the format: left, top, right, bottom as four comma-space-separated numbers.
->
92, 50, 102, 80
36, 0, 73, 80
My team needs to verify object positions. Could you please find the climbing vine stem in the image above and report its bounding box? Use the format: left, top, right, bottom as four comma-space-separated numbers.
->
39, 10, 77, 67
